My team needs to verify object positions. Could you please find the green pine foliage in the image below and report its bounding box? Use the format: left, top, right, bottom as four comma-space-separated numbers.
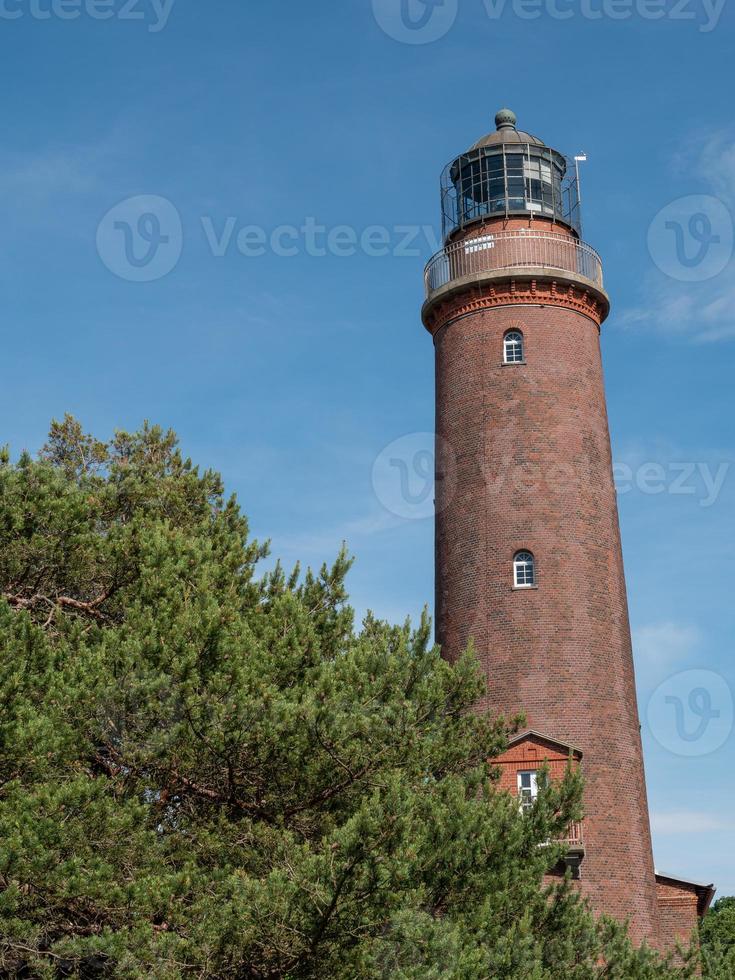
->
0, 417, 706, 977
700, 897, 735, 977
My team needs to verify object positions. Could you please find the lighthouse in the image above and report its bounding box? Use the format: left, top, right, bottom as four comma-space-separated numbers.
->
420, 109, 712, 945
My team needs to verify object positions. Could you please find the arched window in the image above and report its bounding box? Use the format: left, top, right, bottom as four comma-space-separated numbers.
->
504, 330, 524, 364
514, 550, 536, 588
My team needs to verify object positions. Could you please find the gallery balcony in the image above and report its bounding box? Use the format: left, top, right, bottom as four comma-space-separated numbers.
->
562, 820, 584, 854
422, 230, 608, 327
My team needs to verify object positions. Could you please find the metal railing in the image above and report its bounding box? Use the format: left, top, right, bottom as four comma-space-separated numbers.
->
562, 820, 584, 849
424, 230, 603, 299
440, 144, 582, 240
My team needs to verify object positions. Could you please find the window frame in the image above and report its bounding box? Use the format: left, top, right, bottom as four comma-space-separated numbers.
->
503, 330, 525, 365
517, 770, 539, 811
513, 550, 536, 588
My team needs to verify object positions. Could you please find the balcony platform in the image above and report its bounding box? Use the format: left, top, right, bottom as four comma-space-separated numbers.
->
422, 230, 610, 330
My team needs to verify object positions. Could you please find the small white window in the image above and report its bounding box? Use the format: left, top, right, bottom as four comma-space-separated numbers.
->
517, 770, 539, 811
464, 234, 495, 255
514, 551, 536, 588
523, 159, 552, 183
504, 331, 524, 364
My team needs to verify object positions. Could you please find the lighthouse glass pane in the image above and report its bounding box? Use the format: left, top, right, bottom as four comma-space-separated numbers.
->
442, 147, 581, 238
486, 153, 505, 214
524, 156, 556, 215
514, 552, 535, 587
505, 153, 525, 211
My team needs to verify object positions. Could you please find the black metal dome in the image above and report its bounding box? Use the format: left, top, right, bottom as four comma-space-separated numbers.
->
470, 108, 546, 150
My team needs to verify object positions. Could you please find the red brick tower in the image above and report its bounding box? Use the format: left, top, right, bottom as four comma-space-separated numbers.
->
421, 109, 660, 944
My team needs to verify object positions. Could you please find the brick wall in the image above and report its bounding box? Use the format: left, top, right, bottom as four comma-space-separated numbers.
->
494, 731, 580, 794
427, 216, 660, 944
657, 877, 706, 950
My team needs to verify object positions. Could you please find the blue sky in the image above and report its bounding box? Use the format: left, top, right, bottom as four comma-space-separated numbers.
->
1, 0, 734, 898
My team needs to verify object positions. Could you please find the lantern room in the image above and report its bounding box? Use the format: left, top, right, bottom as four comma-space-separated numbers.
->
440, 108, 582, 243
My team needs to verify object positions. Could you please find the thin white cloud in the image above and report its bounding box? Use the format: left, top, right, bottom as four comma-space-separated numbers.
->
617, 275, 735, 343
633, 622, 702, 667
0, 147, 98, 199
268, 509, 406, 561
343, 510, 405, 536
617, 127, 735, 343
651, 811, 733, 834
673, 128, 735, 209
0, 125, 132, 205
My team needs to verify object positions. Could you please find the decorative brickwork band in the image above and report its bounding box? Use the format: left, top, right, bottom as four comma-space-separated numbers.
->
423, 275, 607, 336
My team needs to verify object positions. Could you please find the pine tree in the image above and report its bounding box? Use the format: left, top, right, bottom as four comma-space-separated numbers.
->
700, 897, 735, 978
0, 417, 700, 978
